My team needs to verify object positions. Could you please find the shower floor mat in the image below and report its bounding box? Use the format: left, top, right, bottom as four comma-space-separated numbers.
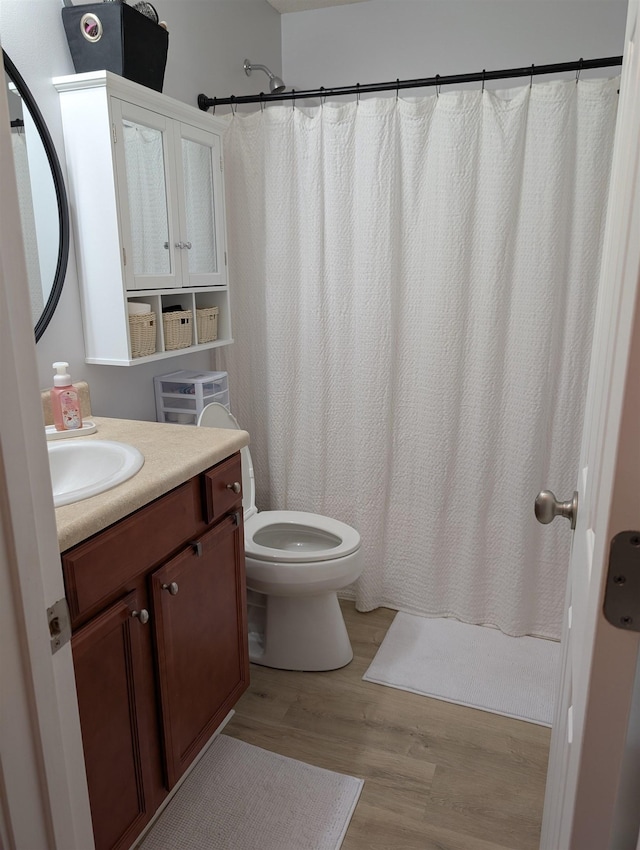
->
137, 734, 363, 850
363, 612, 560, 726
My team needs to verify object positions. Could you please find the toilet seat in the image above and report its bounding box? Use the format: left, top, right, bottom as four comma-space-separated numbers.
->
245, 510, 360, 563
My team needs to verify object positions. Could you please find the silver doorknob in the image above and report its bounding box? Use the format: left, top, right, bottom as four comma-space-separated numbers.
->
534, 490, 578, 530
131, 608, 149, 624
162, 582, 179, 595
226, 482, 241, 494
175, 241, 185, 249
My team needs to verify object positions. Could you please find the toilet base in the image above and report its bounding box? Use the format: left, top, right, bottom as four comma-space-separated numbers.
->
248, 591, 353, 671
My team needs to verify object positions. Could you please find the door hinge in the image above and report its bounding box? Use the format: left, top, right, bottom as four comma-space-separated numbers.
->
47, 598, 71, 654
224, 251, 227, 267
123, 246, 127, 266
220, 156, 223, 173
232, 511, 241, 527
603, 531, 640, 631
112, 123, 117, 145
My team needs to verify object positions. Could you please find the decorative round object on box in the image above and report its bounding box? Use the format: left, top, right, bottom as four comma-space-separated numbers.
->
80, 13, 103, 42
132, 1, 159, 23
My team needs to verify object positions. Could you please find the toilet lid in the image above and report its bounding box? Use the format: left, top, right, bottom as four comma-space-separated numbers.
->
197, 403, 256, 516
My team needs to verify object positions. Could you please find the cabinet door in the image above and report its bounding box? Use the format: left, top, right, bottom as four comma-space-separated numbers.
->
111, 99, 180, 290
175, 121, 228, 288
151, 513, 249, 788
72, 592, 154, 850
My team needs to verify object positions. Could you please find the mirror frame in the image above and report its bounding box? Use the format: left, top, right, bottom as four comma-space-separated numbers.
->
3, 50, 70, 342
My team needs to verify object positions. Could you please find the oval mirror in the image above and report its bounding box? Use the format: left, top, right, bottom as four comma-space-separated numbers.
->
3, 50, 69, 341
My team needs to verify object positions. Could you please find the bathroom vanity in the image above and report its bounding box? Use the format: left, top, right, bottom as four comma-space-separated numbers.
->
55, 418, 250, 850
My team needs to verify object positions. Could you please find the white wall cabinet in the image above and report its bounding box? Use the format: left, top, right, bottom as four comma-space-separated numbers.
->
54, 71, 232, 366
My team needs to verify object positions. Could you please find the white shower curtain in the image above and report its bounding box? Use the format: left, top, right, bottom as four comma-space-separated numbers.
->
219, 78, 619, 638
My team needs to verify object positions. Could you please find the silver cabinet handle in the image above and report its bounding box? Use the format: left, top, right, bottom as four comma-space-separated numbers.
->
226, 482, 241, 494
161, 582, 179, 596
534, 490, 578, 530
131, 608, 149, 624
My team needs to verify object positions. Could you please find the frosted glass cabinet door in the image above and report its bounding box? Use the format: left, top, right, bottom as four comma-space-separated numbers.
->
176, 122, 227, 287
111, 100, 180, 290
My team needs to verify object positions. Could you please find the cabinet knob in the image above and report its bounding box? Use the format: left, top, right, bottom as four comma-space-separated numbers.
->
162, 581, 179, 596
175, 241, 185, 249
184, 241, 192, 250
131, 608, 149, 625
226, 481, 241, 494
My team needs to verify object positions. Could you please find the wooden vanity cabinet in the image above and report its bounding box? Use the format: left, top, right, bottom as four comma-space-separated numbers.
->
152, 511, 247, 788
63, 453, 248, 850
71, 589, 158, 850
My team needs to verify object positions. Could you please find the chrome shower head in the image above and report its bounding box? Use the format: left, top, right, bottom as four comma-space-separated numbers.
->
244, 59, 286, 94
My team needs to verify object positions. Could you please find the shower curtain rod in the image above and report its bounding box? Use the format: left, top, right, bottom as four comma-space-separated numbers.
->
197, 55, 622, 110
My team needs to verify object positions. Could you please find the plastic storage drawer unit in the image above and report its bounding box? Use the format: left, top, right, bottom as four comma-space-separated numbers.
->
154, 370, 229, 425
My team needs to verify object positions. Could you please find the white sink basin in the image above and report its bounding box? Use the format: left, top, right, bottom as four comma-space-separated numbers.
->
48, 439, 144, 508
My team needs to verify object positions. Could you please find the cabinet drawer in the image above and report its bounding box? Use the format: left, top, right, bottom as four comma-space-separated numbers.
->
203, 452, 242, 523
63, 478, 207, 627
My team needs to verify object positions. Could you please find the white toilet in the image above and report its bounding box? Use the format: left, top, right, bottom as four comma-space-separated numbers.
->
197, 403, 363, 671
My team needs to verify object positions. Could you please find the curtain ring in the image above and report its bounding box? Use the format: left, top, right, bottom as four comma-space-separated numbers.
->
320, 85, 326, 106
481, 69, 486, 92
396, 78, 400, 101
212, 98, 216, 116
436, 74, 441, 97
292, 88, 296, 111
576, 57, 583, 84
259, 92, 264, 112
530, 64, 534, 89
230, 96, 237, 116
356, 82, 360, 105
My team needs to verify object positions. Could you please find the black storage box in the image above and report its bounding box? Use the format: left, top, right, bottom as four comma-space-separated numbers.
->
62, 3, 168, 92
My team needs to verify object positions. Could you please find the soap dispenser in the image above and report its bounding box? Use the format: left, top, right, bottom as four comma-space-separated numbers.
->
51, 362, 83, 431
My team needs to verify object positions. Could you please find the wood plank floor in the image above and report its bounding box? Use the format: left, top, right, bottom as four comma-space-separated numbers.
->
225, 602, 551, 850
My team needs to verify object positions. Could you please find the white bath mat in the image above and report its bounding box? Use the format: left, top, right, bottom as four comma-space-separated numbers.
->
138, 734, 364, 850
363, 612, 560, 726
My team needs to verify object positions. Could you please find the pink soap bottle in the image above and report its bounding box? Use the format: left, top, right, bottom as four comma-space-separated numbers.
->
51, 362, 83, 431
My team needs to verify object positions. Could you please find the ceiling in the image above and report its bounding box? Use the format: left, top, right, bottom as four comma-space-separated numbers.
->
265, 0, 369, 14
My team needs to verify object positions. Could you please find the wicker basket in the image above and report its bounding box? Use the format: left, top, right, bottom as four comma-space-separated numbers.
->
129, 312, 156, 358
162, 309, 193, 350
196, 306, 219, 343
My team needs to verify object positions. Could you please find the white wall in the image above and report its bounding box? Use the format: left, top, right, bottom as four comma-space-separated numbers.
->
282, 1, 627, 94
0, 0, 629, 421
0, 0, 281, 421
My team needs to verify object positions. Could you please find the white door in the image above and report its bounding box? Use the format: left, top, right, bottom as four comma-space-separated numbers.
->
0, 37, 94, 849
540, 2, 640, 847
